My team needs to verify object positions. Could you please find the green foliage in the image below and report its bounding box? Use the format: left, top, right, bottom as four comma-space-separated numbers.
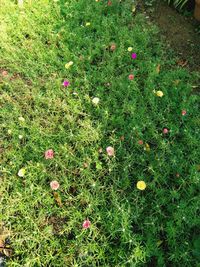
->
167, 0, 189, 9
0, 0, 200, 266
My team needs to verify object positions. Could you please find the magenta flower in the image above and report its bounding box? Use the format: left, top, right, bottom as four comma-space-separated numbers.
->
182, 110, 187, 116
50, 180, 60, 190
106, 146, 115, 156
131, 53, 137, 59
163, 128, 169, 134
63, 80, 70, 87
45, 149, 54, 159
82, 219, 91, 229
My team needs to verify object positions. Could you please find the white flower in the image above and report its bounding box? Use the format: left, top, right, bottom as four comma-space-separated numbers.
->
8, 129, 12, 135
18, 0, 23, 7
18, 116, 25, 122
92, 97, 100, 105
18, 135, 23, 139
18, 168, 26, 177
65, 61, 74, 69
106, 146, 115, 156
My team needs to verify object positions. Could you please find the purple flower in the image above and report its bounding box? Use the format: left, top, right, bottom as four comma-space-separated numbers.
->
131, 53, 137, 59
63, 80, 70, 87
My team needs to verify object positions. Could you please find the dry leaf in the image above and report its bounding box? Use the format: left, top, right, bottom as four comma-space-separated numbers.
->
196, 165, 200, 172
177, 59, 187, 67
0, 236, 4, 247
53, 192, 62, 207
98, 147, 103, 153
83, 162, 89, 168
156, 64, 161, 74
3, 247, 12, 257
0, 228, 12, 257
173, 80, 180, 85
120, 136, 125, 141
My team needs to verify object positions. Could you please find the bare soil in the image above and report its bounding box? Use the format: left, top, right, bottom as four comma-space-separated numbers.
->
139, 0, 200, 72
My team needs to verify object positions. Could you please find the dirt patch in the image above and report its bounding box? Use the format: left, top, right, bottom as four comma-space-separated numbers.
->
46, 216, 67, 235
139, 0, 200, 72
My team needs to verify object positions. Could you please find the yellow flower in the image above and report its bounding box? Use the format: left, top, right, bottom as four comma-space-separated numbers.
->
85, 22, 91, 27
128, 47, 133, 52
18, 168, 26, 177
65, 61, 73, 69
156, 90, 164, 97
144, 143, 150, 152
136, 181, 147, 191
8, 129, 12, 135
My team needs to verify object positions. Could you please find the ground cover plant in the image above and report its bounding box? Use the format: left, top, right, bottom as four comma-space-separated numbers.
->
0, 0, 200, 266
167, 0, 189, 9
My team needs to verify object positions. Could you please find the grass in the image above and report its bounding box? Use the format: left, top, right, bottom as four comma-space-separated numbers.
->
0, 0, 200, 266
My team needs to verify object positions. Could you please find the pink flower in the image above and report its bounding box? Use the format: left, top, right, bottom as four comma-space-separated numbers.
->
50, 180, 60, 190
182, 110, 187, 116
106, 146, 115, 156
138, 140, 143, 145
63, 80, 70, 87
2, 70, 8, 76
82, 219, 91, 229
128, 74, 134, 80
131, 53, 137, 59
110, 43, 116, 51
163, 128, 169, 134
107, 0, 112, 6
45, 149, 54, 159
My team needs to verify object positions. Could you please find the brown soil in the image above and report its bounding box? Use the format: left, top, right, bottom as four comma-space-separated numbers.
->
139, 0, 200, 72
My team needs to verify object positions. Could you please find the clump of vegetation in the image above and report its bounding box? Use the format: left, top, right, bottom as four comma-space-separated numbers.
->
0, 0, 199, 266
167, 0, 189, 9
